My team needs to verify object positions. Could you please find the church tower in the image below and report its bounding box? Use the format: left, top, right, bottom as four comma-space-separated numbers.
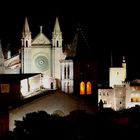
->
52, 17, 65, 88
21, 17, 32, 48
20, 17, 32, 73
0, 40, 5, 73
109, 55, 127, 87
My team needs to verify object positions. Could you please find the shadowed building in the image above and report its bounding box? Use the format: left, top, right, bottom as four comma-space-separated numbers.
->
9, 90, 97, 131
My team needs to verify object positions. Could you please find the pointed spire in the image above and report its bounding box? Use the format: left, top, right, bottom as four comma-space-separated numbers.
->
22, 17, 31, 38
53, 17, 61, 33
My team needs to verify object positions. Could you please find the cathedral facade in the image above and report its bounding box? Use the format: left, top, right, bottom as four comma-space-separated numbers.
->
1, 17, 67, 91
0, 17, 98, 95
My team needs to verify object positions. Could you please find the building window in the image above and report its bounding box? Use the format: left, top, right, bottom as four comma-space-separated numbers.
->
0, 84, 10, 93
86, 81, 92, 94
64, 66, 66, 79
26, 40, 28, 47
67, 65, 70, 79
51, 82, 53, 89
20, 79, 28, 96
80, 81, 85, 95
57, 41, 59, 47
131, 97, 140, 102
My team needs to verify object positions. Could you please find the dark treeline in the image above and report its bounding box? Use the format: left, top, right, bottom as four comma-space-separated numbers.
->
2, 106, 140, 140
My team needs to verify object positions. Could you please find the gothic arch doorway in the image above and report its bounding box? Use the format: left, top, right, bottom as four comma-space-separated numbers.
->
86, 81, 92, 94
80, 81, 85, 95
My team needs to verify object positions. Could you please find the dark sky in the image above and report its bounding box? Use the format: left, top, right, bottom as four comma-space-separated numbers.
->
0, 1, 140, 80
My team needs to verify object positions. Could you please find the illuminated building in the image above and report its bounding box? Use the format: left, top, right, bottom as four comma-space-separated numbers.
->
0, 17, 98, 95
0, 18, 97, 135
0, 17, 98, 135
98, 57, 140, 111
61, 26, 98, 95
1, 17, 65, 90
0, 74, 42, 104
109, 56, 126, 87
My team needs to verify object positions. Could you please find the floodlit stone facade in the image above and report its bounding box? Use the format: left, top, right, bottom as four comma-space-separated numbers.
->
0, 17, 66, 91
98, 81, 140, 111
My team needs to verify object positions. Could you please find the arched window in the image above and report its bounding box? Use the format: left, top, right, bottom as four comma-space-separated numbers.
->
86, 81, 92, 94
51, 82, 53, 89
26, 40, 28, 47
80, 81, 85, 95
57, 41, 59, 47
67, 65, 70, 79
64, 66, 66, 79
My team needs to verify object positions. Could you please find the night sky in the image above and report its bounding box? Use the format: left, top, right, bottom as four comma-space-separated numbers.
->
0, 1, 140, 81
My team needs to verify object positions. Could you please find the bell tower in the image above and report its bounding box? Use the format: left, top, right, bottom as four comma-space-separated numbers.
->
52, 17, 65, 88
21, 17, 32, 48
20, 17, 32, 73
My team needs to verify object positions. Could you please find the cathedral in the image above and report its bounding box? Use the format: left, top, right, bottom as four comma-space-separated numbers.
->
0, 17, 98, 95
0, 17, 66, 91
0, 17, 99, 135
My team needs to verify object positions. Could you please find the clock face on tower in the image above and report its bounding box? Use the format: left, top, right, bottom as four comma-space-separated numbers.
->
34, 55, 48, 71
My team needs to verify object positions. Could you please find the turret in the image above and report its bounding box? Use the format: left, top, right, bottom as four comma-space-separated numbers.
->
52, 17, 62, 47
21, 17, 32, 47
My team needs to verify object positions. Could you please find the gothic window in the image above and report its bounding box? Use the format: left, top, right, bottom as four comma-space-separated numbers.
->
67, 65, 70, 79
51, 82, 53, 89
57, 41, 59, 47
26, 41, 28, 47
80, 81, 85, 95
20, 79, 28, 96
86, 81, 92, 94
64, 66, 66, 79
